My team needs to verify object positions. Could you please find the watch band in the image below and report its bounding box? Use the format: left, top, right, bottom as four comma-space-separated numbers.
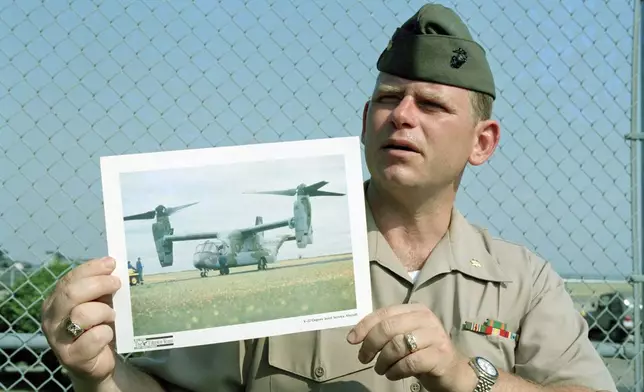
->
469, 357, 498, 392
473, 375, 495, 392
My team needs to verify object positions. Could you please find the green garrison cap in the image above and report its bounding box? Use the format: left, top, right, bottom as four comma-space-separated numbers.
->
377, 4, 495, 99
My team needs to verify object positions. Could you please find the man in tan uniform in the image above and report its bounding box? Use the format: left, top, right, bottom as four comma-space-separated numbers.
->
41, 3, 618, 392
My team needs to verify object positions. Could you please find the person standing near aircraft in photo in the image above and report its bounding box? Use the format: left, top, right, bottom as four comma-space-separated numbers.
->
135, 257, 143, 284
39, 3, 617, 392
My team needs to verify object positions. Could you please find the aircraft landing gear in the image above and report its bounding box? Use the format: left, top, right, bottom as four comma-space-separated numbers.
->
200, 270, 209, 278
219, 266, 230, 275
257, 257, 267, 270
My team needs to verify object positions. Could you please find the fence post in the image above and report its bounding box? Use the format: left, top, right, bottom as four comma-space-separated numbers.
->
627, 0, 644, 390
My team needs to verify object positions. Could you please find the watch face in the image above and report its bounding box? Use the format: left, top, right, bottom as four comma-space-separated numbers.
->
476, 357, 498, 377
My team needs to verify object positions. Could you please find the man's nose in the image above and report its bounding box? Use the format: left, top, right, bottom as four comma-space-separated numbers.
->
390, 96, 418, 129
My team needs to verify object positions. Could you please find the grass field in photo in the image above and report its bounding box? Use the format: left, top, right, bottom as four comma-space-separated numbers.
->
129, 254, 357, 336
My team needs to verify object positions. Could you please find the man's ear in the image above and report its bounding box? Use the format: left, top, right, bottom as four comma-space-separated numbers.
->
361, 101, 369, 145
469, 119, 500, 166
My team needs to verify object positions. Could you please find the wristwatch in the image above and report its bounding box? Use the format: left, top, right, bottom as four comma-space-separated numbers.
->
468, 356, 498, 391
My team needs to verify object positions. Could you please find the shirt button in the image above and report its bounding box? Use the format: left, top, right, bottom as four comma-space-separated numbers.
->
314, 366, 325, 378
410, 382, 421, 392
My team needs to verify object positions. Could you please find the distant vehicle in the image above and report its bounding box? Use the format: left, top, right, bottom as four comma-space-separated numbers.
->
582, 291, 641, 344
128, 267, 141, 286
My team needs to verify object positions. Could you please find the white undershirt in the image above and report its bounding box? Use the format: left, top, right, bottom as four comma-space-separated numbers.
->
408, 270, 420, 283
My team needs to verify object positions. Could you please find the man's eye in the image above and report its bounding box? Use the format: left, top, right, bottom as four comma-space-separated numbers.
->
378, 95, 399, 102
418, 101, 442, 109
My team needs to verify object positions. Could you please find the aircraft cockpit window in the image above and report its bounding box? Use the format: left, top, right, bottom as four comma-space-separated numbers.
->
204, 242, 216, 252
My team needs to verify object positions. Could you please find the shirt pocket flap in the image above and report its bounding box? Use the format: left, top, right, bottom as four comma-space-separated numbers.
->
268, 327, 375, 382
450, 323, 517, 372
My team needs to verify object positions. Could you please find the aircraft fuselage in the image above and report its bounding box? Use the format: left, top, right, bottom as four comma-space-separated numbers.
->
192, 238, 274, 276
193, 249, 275, 270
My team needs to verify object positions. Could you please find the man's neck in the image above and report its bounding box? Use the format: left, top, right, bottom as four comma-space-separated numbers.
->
366, 180, 454, 272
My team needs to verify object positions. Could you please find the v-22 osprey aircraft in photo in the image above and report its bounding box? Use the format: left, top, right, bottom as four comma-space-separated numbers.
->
122, 181, 345, 277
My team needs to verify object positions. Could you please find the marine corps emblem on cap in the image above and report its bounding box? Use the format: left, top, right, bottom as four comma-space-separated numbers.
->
450, 48, 467, 68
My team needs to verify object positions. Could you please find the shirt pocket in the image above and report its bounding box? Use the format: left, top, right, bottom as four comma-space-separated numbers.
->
266, 327, 377, 392
449, 322, 518, 373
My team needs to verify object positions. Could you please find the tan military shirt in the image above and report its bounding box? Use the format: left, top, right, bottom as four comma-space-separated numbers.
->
128, 197, 617, 392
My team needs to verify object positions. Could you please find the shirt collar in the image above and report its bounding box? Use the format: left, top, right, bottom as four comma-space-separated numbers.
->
363, 181, 511, 286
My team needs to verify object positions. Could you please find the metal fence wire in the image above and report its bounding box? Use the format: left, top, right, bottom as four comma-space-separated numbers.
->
0, 0, 642, 391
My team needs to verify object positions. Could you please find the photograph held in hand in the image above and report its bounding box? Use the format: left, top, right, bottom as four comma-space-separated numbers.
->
99, 136, 372, 354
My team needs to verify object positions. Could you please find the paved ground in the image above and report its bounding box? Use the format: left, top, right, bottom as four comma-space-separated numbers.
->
604, 356, 639, 391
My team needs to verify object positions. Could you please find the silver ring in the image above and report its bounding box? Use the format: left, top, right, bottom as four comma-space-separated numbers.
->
404, 332, 418, 353
64, 317, 84, 339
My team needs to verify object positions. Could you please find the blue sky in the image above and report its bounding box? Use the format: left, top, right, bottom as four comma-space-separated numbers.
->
0, 0, 637, 279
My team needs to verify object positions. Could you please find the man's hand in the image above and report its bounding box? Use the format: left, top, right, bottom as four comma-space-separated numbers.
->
41, 256, 167, 392
346, 303, 470, 390
41, 257, 122, 386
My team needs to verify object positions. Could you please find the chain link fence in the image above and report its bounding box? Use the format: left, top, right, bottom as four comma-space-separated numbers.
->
0, 0, 641, 391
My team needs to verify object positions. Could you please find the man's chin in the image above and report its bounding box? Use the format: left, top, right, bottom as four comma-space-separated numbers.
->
376, 167, 424, 188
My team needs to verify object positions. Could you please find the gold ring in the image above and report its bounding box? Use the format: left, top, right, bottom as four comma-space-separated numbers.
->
64, 317, 84, 339
404, 332, 418, 353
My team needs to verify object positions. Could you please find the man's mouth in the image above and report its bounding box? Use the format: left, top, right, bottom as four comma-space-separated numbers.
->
382, 140, 420, 153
